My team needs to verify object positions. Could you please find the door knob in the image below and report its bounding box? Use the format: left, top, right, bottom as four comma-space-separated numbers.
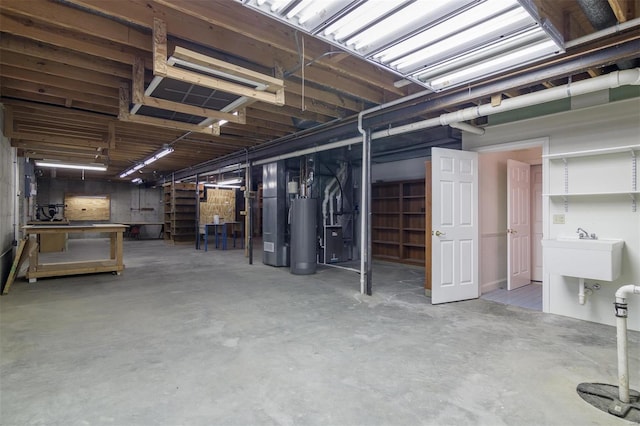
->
507, 229, 518, 234
433, 230, 446, 237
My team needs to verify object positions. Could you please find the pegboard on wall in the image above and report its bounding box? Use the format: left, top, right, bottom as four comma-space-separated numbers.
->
65, 194, 110, 221
199, 187, 235, 224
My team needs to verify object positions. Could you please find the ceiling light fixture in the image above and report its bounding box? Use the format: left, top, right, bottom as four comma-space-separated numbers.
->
119, 146, 174, 179
35, 161, 107, 171
204, 183, 242, 189
238, 0, 564, 92
216, 178, 243, 186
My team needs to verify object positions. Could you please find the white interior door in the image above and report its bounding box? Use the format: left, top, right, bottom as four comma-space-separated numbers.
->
531, 165, 543, 281
507, 159, 531, 290
431, 148, 479, 304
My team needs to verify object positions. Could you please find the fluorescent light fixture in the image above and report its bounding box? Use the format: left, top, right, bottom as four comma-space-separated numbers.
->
35, 161, 107, 171
238, 0, 564, 92
119, 146, 174, 179
374, 0, 519, 64
204, 183, 241, 189
389, 8, 533, 73
131, 178, 143, 184
216, 178, 242, 185
323, 2, 397, 42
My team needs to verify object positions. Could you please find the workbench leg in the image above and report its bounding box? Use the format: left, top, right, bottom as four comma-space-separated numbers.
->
110, 233, 116, 260
115, 231, 124, 268
28, 237, 39, 283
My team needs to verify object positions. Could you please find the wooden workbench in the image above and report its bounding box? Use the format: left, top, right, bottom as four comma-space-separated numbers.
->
22, 224, 128, 282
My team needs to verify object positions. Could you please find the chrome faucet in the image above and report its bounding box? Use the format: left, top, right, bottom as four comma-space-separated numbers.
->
577, 227, 597, 240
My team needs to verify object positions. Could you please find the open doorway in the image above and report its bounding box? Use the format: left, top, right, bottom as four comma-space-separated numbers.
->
475, 144, 543, 311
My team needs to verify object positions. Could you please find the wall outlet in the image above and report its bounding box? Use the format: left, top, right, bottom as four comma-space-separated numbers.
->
553, 214, 565, 224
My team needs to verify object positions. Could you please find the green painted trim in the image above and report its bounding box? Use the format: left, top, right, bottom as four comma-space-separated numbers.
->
610, 85, 640, 102
488, 98, 570, 125
488, 88, 640, 125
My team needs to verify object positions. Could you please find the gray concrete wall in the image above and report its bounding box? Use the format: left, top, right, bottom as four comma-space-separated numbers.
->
0, 106, 18, 289
36, 178, 164, 239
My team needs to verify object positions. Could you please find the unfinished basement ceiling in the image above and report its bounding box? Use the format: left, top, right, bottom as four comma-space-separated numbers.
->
0, 0, 638, 181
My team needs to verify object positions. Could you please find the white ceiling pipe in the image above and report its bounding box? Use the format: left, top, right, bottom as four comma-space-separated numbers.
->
449, 121, 486, 135
565, 17, 640, 48
371, 68, 640, 137
256, 68, 640, 168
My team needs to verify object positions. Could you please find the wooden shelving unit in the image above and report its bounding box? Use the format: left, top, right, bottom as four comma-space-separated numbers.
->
163, 182, 197, 244
372, 179, 427, 266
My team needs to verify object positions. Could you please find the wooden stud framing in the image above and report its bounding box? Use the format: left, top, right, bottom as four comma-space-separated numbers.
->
164, 66, 284, 106
120, 84, 219, 135
153, 18, 168, 77
172, 46, 284, 91
121, 113, 220, 135
152, 19, 285, 106
108, 122, 116, 149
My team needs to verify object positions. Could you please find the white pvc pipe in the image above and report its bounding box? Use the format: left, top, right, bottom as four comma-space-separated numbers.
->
578, 278, 586, 305
449, 121, 485, 135
565, 18, 640, 48
256, 69, 640, 170
617, 314, 630, 403
614, 285, 640, 404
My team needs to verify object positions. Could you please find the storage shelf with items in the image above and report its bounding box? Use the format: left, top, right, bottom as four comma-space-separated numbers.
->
372, 179, 426, 266
163, 182, 197, 244
543, 144, 639, 211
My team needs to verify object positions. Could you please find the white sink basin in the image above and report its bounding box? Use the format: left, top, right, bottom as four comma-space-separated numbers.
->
542, 237, 624, 281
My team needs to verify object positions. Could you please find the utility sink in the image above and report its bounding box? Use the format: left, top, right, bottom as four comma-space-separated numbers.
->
542, 237, 624, 281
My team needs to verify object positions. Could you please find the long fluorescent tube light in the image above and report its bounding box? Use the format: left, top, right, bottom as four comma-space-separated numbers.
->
204, 183, 241, 189
35, 161, 107, 171
238, 0, 564, 92
216, 178, 242, 185
119, 146, 174, 178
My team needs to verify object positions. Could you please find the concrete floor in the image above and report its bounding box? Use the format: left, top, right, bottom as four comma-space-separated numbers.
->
1, 239, 638, 425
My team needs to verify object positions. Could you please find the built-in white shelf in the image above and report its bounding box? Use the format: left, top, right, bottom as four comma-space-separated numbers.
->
545, 191, 640, 197
545, 144, 638, 212
543, 144, 640, 160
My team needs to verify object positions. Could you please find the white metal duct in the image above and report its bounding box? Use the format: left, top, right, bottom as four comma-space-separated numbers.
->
237, 0, 564, 91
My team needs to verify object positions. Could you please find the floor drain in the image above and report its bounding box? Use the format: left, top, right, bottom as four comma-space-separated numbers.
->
577, 383, 640, 422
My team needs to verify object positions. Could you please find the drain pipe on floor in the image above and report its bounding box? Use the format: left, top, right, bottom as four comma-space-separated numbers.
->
613, 284, 640, 410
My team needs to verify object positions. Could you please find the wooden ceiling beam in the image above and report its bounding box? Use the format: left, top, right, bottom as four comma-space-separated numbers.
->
0, 50, 125, 89
152, 0, 407, 96
14, 141, 107, 158
1, 0, 150, 53
1, 89, 119, 115
1, 99, 114, 122
0, 12, 147, 67
0, 65, 119, 99
1, 78, 116, 108
65, 0, 402, 103
13, 124, 102, 140
285, 78, 364, 113
9, 132, 106, 149
0, 33, 131, 79
608, 0, 635, 22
